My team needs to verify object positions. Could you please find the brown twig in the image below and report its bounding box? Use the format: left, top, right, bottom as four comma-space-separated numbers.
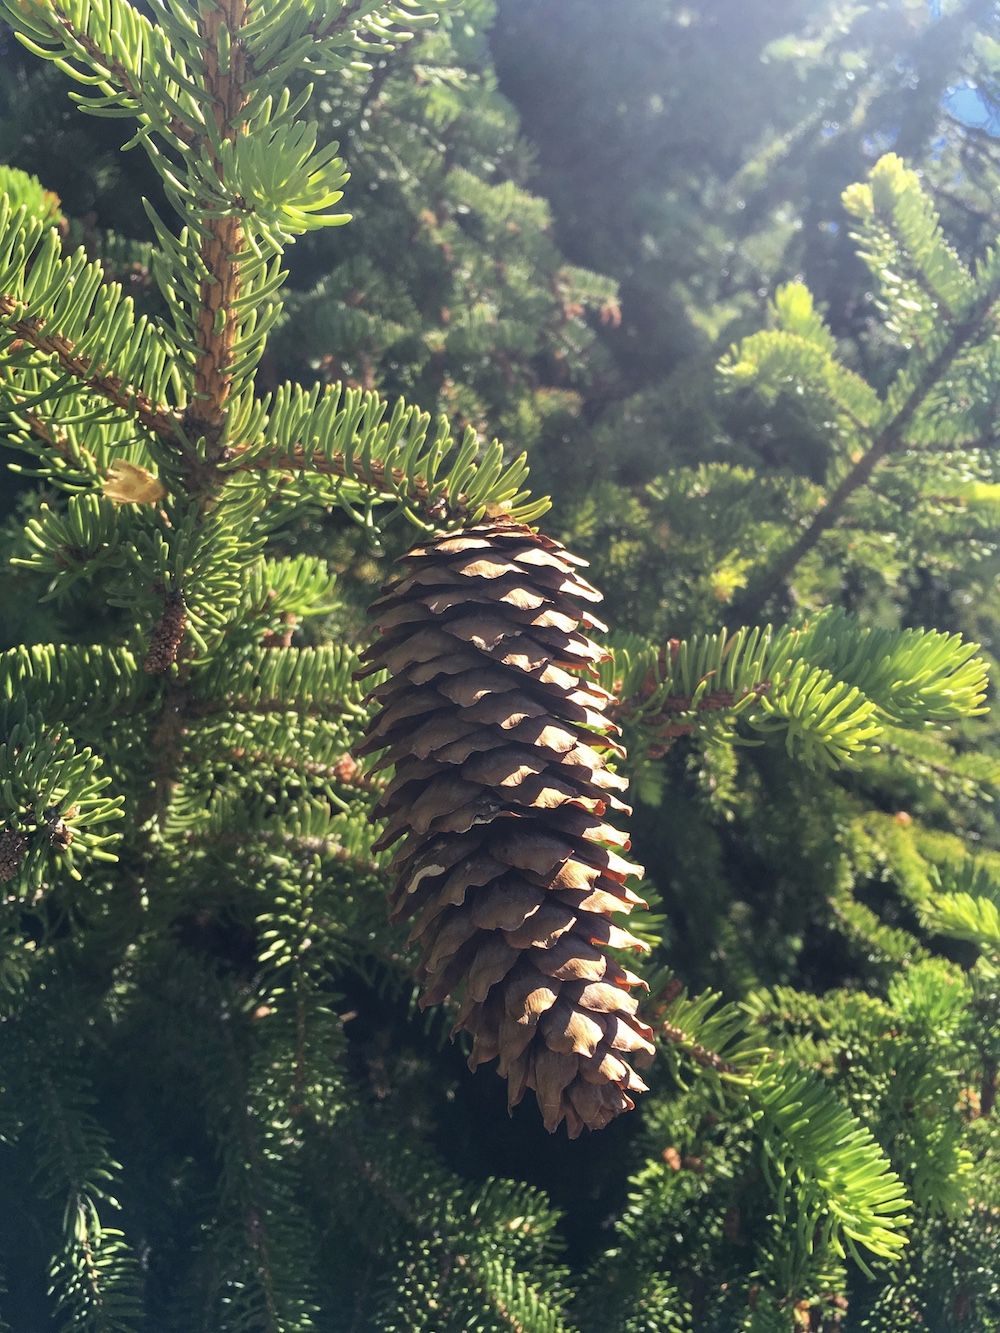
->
980, 1057, 997, 1119
660, 1022, 742, 1077
226, 441, 463, 518
136, 0, 253, 830
225, 747, 387, 793
182, 0, 250, 445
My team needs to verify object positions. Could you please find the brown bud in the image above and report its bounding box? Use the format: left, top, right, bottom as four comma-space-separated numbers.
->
44, 806, 75, 850
334, 754, 359, 785
144, 591, 187, 674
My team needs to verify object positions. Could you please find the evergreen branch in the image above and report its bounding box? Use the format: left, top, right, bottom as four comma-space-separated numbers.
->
657, 990, 912, 1267
733, 275, 1000, 620
139, 675, 189, 830
185, 712, 365, 794
787, 611, 989, 725
309, 0, 383, 41
753, 1060, 912, 1266
185, 826, 383, 880
660, 1021, 743, 1077
41, 4, 192, 148
338, 1131, 572, 1333
183, 0, 251, 443
872, 727, 1000, 801
0, 0, 171, 119
845, 154, 977, 330
13, 494, 127, 594
609, 613, 988, 769
922, 892, 1000, 953
0, 703, 124, 892
0, 645, 144, 725
2, 1013, 144, 1331
730, 155, 1000, 627
101, 0, 265, 832
225, 746, 386, 793
656, 988, 772, 1091
0, 198, 182, 444
0, 374, 76, 463
830, 889, 928, 969
920, 863, 1000, 956
231, 440, 463, 514
881, 209, 959, 326
0, 295, 179, 439
721, 327, 880, 435
203, 988, 321, 1330
191, 645, 367, 719
44, 0, 202, 147
190, 697, 355, 720
226, 379, 548, 525
308, 0, 450, 52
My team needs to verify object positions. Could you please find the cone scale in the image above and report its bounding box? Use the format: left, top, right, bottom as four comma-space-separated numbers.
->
357, 519, 655, 1137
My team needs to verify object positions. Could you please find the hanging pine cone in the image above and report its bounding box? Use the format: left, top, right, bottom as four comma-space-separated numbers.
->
356, 518, 655, 1137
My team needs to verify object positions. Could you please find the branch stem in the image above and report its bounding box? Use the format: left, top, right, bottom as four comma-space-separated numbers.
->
184, 0, 250, 443
227, 442, 468, 518
733, 288, 1000, 622
0, 297, 179, 438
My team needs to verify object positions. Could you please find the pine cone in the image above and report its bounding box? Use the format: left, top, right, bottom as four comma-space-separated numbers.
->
357, 519, 655, 1137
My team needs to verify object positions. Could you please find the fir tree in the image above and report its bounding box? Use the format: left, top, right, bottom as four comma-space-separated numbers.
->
0, 4, 996, 1332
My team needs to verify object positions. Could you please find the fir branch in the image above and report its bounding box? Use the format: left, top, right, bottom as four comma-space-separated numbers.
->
44, 3, 196, 148
190, 696, 353, 720
179, 817, 383, 878
184, 0, 251, 443
733, 280, 1000, 621
660, 1021, 743, 1078
225, 380, 546, 525
0, 644, 144, 725
215, 1013, 289, 1330
0, 374, 77, 462
225, 746, 386, 793
308, 0, 447, 50
338, 1133, 570, 1333
229, 439, 467, 517
258, 830, 382, 877
657, 990, 912, 1266
0, 295, 179, 439
138, 676, 190, 830
609, 614, 986, 772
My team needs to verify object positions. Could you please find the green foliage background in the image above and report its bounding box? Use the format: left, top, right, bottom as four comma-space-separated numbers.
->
0, 1, 998, 1330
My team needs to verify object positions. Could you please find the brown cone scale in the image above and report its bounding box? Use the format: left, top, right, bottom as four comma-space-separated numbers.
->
357, 519, 655, 1137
